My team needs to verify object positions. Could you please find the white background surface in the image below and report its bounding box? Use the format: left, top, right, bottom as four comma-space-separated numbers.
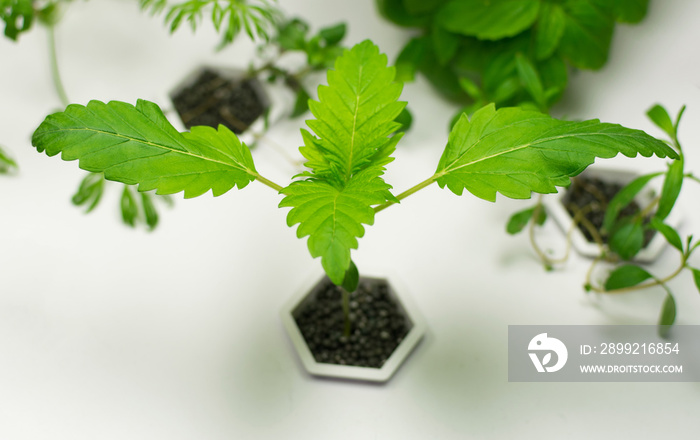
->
2, 0, 700, 438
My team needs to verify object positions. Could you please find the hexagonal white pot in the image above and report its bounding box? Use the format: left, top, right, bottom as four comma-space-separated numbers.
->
543, 167, 682, 263
281, 270, 426, 382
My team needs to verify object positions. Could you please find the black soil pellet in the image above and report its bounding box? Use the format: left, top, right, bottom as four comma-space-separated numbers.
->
171, 69, 267, 134
564, 175, 655, 246
294, 278, 411, 369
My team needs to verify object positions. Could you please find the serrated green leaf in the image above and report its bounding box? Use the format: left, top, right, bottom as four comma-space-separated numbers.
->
434, 104, 678, 202
534, 2, 566, 59
604, 264, 652, 291
655, 158, 683, 221
609, 221, 644, 260
32, 99, 259, 199
302, 40, 405, 182
649, 217, 683, 252
281, 40, 404, 285
402, 0, 448, 16
280, 169, 393, 285
602, 172, 662, 232
646, 104, 675, 140
436, 0, 540, 40
658, 292, 676, 337
376, 0, 431, 27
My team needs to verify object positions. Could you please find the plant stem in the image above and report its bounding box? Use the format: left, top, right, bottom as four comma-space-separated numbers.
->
586, 254, 688, 294
252, 172, 284, 192
342, 288, 351, 338
373, 174, 439, 213
47, 24, 69, 107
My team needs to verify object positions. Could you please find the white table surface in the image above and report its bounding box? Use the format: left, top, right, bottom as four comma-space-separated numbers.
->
2, 0, 700, 438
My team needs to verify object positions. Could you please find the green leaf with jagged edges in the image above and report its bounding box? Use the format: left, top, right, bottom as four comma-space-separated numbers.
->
32, 99, 258, 198
280, 168, 394, 284
281, 40, 405, 285
435, 104, 678, 202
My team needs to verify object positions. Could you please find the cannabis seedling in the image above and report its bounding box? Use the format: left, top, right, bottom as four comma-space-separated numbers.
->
32, 41, 676, 335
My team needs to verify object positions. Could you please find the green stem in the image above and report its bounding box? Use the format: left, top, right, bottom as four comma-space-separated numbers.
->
47, 24, 69, 107
374, 174, 439, 214
252, 172, 285, 192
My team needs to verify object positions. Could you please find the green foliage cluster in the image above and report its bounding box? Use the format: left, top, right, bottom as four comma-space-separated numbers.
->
1, 0, 71, 40
256, 16, 347, 118
32, 40, 676, 289
376, 0, 650, 116
140, 0, 282, 49
509, 105, 700, 334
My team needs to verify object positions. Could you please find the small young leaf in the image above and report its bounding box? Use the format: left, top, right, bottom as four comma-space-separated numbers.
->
1, 0, 34, 41
0, 144, 18, 173
431, 25, 460, 65
291, 87, 311, 118
435, 104, 678, 202
602, 172, 662, 232
658, 292, 676, 338
690, 268, 700, 294
141, 192, 159, 230
515, 53, 546, 110
604, 264, 653, 291
646, 104, 675, 140
121, 186, 138, 227
318, 22, 346, 46
341, 260, 359, 293
394, 37, 426, 83
506, 205, 545, 235
394, 108, 413, 134
649, 217, 683, 252
655, 158, 684, 221
32, 99, 258, 198
72, 172, 105, 213
609, 221, 644, 261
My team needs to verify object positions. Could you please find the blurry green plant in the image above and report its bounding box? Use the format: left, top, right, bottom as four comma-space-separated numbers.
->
375, 0, 650, 120
508, 104, 700, 335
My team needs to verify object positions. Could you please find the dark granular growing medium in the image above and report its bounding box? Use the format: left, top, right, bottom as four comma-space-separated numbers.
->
294, 278, 411, 369
564, 175, 655, 246
171, 69, 267, 134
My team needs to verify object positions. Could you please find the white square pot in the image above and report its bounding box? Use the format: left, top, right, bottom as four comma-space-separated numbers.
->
543, 167, 682, 263
281, 270, 426, 382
